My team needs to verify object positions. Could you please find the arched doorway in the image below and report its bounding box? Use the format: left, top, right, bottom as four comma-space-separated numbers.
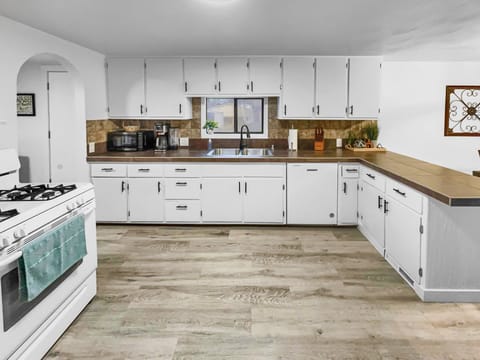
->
16, 53, 88, 183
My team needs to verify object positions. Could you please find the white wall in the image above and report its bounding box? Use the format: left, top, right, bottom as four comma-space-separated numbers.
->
379, 61, 480, 174
16, 62, 50, 182
0, 15, 107, 151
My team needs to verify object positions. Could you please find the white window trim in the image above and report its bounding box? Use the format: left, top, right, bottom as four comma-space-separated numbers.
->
200, 97, 269, 139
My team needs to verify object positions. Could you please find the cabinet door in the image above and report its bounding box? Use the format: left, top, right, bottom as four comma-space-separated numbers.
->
128, 178, 164, 222
385, 197, 421, 284
338, 178, 358, 225
249, 57, 281, 95
281, 57, 315, 118
243, 178, 285, 224
358, 180, 385, 255
91, 178, 128, 222
107, 58, 145, 117
145, 58, 187, 118
348, 57, 381, 118
201, 178, 243, 223
315, 57, 348, 118
216, 58, 249, 95
184, 57, 216, 95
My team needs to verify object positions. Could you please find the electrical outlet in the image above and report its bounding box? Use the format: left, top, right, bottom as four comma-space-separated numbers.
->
88, 142, 95, 153
180, 137, 189, 147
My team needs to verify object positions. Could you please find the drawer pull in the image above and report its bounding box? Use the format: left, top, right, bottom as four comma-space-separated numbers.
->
378, 195, 383, 209
393, 188, 406, 197
176, 205, 188, 210
366, 173, 376, 180
176, 182, 188, 186
175, 168, 187, 172
306, 169, 318, 172
101, 168, 114, 172
345, 169, 358, 173
138, 168, 150, 172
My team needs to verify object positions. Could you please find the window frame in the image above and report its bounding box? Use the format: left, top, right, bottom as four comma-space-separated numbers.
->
201, 97, 269, 139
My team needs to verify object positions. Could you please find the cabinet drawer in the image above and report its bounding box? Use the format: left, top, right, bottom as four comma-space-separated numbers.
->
91, 164, 127, 177
165, 200, 201, 222
340, 164, 360, 178
360, 167, 386, 192
164, 164, 201, 177
386, 179, 423, 214
164, 178, 201, 199
128, 164, 164, 177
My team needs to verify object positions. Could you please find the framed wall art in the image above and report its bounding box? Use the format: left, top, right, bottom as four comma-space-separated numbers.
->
17, 93, 36, 116
444, 86, 480, 136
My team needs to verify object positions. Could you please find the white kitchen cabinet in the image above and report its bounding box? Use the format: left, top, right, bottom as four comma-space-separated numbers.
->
243, 178, 285, 224
91, 177, 128, 222
280, 57, 315, 118
248, 57, 281, 95
358, 180, 385, 255
107, 58, 145, 117
216, 57, 249, 95
338, 164, 359, 225
315, 57, 348, 118
128, 178, 164, 222
201, 178, 243, 223
384, 196, 422, 285
145, 58, 192, 119
287, 163, 338, 224
184, 57, 216, 95
348, 57, 381, 118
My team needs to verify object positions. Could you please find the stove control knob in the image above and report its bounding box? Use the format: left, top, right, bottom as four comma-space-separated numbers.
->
13, 229, 26, 239
76, 198, 84, 207
67, 203, 75, 211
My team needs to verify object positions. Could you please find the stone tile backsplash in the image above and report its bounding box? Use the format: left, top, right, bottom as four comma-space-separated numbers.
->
87, 97, 376, 148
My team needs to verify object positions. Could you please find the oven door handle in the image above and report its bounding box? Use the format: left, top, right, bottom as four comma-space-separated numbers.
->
0, 251, 23, 269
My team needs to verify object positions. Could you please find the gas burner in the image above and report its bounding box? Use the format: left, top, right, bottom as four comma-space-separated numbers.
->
0, 184, 77, 201
0, 208, 19, 223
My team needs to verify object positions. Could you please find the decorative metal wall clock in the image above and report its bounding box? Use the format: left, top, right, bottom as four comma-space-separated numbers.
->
444, 86, 480, 136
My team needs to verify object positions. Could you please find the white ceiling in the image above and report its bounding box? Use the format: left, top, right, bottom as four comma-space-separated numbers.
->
1, 0, 480, 59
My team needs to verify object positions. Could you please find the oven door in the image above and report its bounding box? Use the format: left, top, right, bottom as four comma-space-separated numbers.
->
0, 201, 97, 360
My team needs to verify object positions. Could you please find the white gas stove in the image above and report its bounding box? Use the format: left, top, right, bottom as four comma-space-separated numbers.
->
0, 149, 97, 360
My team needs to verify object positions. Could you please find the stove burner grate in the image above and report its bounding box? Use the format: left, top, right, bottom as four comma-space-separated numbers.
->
0, 184, 77, 201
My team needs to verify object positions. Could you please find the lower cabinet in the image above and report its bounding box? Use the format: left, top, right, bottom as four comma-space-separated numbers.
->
358, 180, 385, 255
287, 163, 338, 225
243, 177, 285, 223
91, 177, 128, 222
201, 178, 243, 223
128, 178, 164, 222
337, 164, 360, 225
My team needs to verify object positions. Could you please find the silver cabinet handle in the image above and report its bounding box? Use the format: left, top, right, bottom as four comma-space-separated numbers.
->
176, 182, 188, 186
345, 169, 358, 173
101, 168, 113, 172
138, 168, 150, 172
175, 168, 187, 172
176, 205, 188, 210
306, 169, 318, 172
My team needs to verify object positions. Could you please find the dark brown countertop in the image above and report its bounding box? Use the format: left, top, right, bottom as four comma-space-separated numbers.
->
87, 149, 480, 207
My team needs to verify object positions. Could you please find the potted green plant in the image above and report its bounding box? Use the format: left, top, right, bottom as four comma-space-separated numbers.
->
203, 120, 218, 150
363, 123, 379, 148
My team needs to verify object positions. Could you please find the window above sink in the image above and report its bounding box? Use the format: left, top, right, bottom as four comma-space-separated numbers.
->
201, 97, 269, 139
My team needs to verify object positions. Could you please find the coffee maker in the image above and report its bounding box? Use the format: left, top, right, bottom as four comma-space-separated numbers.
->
154, 123, 169, 151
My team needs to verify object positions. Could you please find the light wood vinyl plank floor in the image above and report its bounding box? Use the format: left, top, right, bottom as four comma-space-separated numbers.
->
45, 225, 480, 359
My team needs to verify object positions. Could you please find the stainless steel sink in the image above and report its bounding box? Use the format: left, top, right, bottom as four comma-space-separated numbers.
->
206, 148, 273, 157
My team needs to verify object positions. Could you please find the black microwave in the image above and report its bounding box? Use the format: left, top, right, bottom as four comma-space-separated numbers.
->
107, 131, 155, 152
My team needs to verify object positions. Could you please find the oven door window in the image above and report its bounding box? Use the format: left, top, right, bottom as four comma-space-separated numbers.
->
1, 260, 81, 332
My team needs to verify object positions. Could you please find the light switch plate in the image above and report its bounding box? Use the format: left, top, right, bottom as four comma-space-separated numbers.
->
88, 142, 95, 153
180, 137, 189, 146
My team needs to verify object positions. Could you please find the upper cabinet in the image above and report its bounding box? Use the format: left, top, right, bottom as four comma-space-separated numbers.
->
248, 57, 281, 96
315, 57, 348, 118
280, 57, 315, 118
278, 56, 381, 119
348, 57, 382, 118
107, 57, 192, 119
107, 58, 145, 117
145, 58, 191, 118
184, 57, 216, 96
216, 57, 249, 95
